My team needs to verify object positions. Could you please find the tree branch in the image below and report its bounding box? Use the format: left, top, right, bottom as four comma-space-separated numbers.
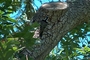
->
23, 0, 90, 60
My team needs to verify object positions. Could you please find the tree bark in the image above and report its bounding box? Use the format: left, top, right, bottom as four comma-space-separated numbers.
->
23, 0, 90, 60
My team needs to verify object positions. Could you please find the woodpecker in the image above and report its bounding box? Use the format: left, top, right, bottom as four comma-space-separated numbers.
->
32, 14, 49, 38
39, 17, 48, 37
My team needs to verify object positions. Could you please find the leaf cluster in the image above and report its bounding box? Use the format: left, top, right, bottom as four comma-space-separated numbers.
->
0, 0, 37, 60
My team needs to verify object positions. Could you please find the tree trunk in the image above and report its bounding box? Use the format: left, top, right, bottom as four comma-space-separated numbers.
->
23, 0, 90, 60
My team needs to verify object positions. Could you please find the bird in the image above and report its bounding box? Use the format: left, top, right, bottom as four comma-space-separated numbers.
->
31, 7, 49, 38
39, 17, 48, 37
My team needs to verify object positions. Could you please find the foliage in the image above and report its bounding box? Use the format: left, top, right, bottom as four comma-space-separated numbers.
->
0, 0, 90, 60
45, 23, 90, 60
0, 0, 36, 60
0, 38, 19, 60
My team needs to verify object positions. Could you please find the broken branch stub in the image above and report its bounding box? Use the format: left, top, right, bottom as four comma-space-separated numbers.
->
32, 2, 69, 38
41, 2, 68, 10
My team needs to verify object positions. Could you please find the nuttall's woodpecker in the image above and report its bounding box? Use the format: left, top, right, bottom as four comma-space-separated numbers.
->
39, 17, 48, 37
32, 15, 48, 38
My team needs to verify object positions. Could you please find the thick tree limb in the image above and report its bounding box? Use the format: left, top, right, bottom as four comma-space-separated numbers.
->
23, 0, 90, 60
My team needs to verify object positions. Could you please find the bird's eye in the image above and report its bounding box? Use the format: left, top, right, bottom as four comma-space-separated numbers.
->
43, 16, 48, 21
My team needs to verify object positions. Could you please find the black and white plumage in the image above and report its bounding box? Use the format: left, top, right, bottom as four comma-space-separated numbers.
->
32, 7, 49, 38
39, 17, 49, 37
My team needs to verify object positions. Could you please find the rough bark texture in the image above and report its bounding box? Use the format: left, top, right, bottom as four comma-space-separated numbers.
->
23, 0, 90, 60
